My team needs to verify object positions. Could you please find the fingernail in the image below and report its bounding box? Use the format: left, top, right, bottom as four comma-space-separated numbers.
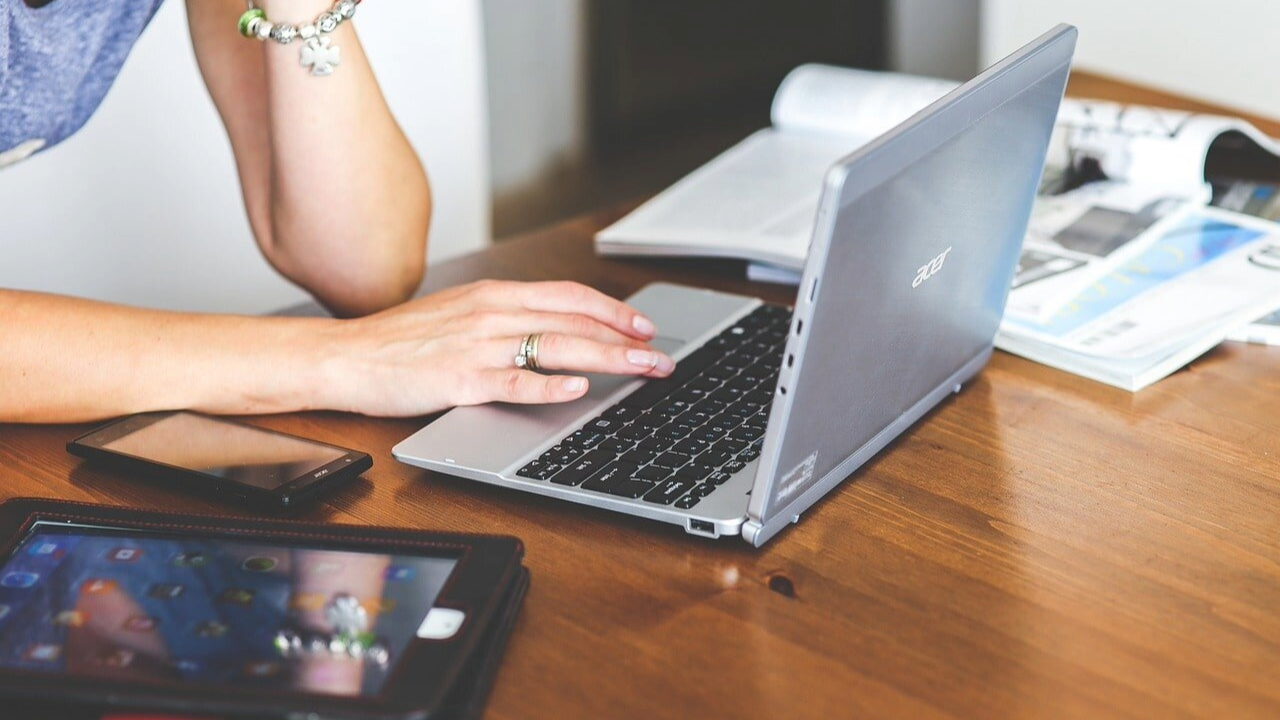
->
561, 377, 587, 394
627, 349, 659, 368
632, 315, 657, 337
654, 354, 676, 374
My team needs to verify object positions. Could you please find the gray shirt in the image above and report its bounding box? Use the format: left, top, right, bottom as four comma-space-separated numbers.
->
0, 0, 165, 167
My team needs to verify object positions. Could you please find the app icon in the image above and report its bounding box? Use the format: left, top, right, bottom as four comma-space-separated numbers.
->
26, 541, 64, 559
289, 593, 326, 612
53, 610, 88, 628
242, 556, 279, 573
23, 644, 62, 663
385, 565, 415, 582
82, 579, 118, 595
307, 560, 343, 576
123, 615, 158, 632
148, 583, 186, 600
195, 621, 229, 639
219, 588, 255, 606
99, 649, 136, 669
364, 598, 397, 614
243, 660, 282, 679
108, 547, 142, 563
173, 551, 209, 568
1, 572, 40, 589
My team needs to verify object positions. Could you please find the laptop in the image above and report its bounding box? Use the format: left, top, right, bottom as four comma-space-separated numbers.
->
394, 25, 1077, 546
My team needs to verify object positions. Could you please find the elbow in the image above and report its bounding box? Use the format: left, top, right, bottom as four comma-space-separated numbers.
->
313, 251, 426, 318
266, 167, 432, 317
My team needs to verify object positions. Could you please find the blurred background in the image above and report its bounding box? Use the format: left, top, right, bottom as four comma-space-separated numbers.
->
2, 0, 1276, 313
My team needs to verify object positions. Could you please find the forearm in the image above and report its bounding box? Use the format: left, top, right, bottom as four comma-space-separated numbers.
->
189, 0, 432, 318
0, 290, 334, 423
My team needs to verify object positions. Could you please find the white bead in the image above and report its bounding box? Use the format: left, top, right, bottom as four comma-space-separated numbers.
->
256, 21, 274, 41
245, 17, 263, 37
299, 23, 317, 39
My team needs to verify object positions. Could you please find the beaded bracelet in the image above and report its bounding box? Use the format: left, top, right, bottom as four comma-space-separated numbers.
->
238, 0, 364, 77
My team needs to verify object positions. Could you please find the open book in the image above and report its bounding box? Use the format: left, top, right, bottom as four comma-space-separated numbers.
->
594, 65, 956, 269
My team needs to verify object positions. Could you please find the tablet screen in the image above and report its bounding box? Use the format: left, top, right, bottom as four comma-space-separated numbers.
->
0, 524, 458, 698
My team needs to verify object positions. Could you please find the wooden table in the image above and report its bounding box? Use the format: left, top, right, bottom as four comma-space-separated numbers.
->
2, 74, 1278, 720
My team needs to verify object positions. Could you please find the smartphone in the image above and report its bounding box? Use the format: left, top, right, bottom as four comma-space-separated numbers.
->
67, 411, 371, 509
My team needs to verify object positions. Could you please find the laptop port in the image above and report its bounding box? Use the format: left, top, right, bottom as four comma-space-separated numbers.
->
687, 519, 717, 537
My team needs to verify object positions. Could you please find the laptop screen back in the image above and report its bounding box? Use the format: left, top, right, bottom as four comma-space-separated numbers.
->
749, 27, 1076, 534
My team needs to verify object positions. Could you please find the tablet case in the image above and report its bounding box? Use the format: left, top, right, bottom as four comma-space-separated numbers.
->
0, 499, 530, 720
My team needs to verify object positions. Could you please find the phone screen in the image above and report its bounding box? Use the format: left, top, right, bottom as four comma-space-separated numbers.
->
0, 524, 458, 698
101, 412, 349, 490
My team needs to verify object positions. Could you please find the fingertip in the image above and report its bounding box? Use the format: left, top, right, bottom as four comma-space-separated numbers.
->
560, 376, 588, 397
631, 314, 657, 338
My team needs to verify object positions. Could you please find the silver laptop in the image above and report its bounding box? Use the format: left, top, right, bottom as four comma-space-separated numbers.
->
395, 26, 1077, 546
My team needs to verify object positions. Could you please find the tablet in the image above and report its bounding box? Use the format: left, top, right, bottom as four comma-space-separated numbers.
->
0, 499, 527, 720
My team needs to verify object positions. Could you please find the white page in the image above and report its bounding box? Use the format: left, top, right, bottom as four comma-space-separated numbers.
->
771, 64, 957, 137
596, 129, 865, 269
597, 65, 956, 267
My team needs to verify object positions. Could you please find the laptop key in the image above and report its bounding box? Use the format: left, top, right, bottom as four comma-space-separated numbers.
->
636, 465, 671, 482
676, 463, 714, 482
544, 444, 584, 466
517, 460, 559, 480
550, 449, 615, 487
717, 438, 748, 454
609, 479, 657, 499
604, 405, 642, 421
636, 437, 666, 452
584, 417, 622, 434
690, 481, 718, 498
706, 471, 734, 486
655, 424, 697, 441
699, 449, 732, 467
621, 449, 657, 466
616, 425, 652, 442
581, 461, 638, 493
738, 446, 761, 462
673, 438, 709, 456
599, 438, 631, 455
653, 452, 692, 469
674, 495, 701, 509
722, 460, 748, 475
644, 478, 697, 505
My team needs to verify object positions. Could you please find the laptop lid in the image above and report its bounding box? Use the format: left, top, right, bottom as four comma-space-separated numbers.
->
743, 25, 1077, 545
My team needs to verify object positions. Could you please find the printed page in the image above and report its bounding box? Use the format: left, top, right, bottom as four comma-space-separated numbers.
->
1002, 209, 1280, 361
771, 65, 957, 138
596, 129, 865, 269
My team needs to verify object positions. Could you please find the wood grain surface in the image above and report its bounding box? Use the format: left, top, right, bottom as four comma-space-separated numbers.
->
1, 74, 1277, 720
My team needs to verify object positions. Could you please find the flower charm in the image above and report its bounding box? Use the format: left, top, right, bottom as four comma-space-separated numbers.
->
300, 36, 342, 77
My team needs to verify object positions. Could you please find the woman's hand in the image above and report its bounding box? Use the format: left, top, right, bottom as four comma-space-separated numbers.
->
317, 280, 675, 416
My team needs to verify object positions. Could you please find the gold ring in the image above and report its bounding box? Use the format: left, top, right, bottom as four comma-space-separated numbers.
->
515, 333, 541, 371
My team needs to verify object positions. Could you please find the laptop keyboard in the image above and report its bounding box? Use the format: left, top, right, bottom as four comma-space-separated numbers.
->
516, 303, 792, 510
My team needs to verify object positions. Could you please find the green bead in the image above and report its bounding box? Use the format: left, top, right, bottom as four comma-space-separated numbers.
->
238, 8, 266, 38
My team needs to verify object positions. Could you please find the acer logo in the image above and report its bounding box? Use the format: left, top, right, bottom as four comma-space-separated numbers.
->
912, 247, 953, 288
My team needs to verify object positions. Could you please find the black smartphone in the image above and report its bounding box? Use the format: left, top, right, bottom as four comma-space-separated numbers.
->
67, 411, 371, 509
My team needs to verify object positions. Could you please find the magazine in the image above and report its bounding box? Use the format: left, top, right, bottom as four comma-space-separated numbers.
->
997, 209, 1280, 390
1009, 100, 1280, 319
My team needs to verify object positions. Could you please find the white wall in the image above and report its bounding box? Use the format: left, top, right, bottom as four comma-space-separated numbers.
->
890, 0, 982, 81
982, 0, 1280, 120
481, 0, 586, 195
0, 0, 490, 314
